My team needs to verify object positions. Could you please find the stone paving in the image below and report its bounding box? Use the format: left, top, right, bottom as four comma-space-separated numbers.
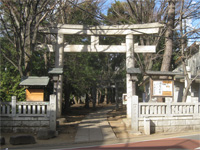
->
75, 106, 117, 143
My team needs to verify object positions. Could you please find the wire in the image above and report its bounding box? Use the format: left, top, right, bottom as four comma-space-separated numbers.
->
131, 28, 200, 40
66, 1, 200, 41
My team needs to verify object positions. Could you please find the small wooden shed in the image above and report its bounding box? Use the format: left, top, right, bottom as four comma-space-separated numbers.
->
19, 76, 50, 101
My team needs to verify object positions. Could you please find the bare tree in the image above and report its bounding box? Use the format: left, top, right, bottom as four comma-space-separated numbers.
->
106, 0, 168, 70
106, 0, 200, 103
0, 0, 56, 76
177, 0, 200, 102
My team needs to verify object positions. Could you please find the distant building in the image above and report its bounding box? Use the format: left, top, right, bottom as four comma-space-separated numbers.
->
131, 42, 200, 103
173, 42, 200, 102
174, 42, 200, 76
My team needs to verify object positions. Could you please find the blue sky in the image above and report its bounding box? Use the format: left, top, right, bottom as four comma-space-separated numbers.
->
101, 0, 200, 43
101, 0, 126, 15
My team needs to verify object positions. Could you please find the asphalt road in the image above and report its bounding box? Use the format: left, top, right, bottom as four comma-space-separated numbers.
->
56, 134, 200, 150
4, 134, 200, 150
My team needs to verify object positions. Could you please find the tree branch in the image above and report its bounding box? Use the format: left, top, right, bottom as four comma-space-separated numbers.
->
126, 0, 141, 23
0, 49, 18, 70
4, 1, 20, 29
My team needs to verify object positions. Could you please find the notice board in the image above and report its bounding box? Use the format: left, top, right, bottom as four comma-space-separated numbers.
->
152, 80, 173, 96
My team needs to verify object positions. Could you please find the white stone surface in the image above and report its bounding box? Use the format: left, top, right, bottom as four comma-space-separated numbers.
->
144, 117, 150, 135
126, 34, 134, 118
131, 96, 139, 132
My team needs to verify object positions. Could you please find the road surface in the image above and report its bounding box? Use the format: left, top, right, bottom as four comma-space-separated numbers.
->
56, 134, 200, 150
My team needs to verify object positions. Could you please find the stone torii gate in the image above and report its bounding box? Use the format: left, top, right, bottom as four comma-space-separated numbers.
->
39, 23, 163, 118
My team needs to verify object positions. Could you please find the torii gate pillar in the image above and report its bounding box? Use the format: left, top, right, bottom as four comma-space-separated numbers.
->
126, 35, 135, 118
55, 34, 64, 117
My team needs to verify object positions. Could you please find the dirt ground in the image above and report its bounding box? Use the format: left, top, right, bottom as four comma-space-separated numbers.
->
107, 105, 134, 139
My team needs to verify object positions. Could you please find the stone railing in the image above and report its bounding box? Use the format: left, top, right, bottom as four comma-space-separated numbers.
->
1, 99, 49, 117
0, 95, 56, 132
128, 96, 200, 134
139, 102, 200, 117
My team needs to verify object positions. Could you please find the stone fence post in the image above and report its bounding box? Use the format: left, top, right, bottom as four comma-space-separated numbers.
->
131, 95, 139, 133
166, 100, 171, 116
144, 117, 150, 135
49, 94, 57, 131
194, 99, 199, 116
11, 96, 16, 116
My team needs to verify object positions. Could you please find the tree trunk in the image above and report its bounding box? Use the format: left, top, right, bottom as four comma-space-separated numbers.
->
63, 83, 71, 113
115, 83, 119, 110
85, 93, 89, 109
74, 96, 78, 104
159, 0, 175, 102
92, 87, 96, 109
44, 50, 48, 69
24, 49, 32, 76
179, 0, 190, 102
182, 80, 191, 102
96, 89, 102, 105
104, 88, 108, 104
161, 0, 175, 72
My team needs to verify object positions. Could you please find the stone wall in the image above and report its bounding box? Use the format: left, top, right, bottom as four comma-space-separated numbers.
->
139, 116, 200, 134
0, 94, 57, 133
1, 117, 50, 133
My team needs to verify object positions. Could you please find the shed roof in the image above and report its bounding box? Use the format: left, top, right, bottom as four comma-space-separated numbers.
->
48, 68, 63, 74
145, 71, 182, 76
19, 76, 49, 86
127, 67, 182, 76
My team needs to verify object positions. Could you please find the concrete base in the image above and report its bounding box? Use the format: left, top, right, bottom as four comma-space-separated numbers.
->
0, 117, 50, 133
123, 116, 200, 135
37, 129, 57, 140
139, 116, 200, 134
9, 135, 36, 145
0, 136, 5, 145
128, 130, 142, 136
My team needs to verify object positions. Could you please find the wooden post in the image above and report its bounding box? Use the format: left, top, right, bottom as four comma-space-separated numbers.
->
126, 34, 134, 118
55, 34, 64, 117
12, 96, 16, 116
49, 94, 57, 131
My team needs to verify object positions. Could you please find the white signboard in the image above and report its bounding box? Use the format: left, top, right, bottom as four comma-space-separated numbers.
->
122, 93, 127, 105
153, 80, 173, 96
